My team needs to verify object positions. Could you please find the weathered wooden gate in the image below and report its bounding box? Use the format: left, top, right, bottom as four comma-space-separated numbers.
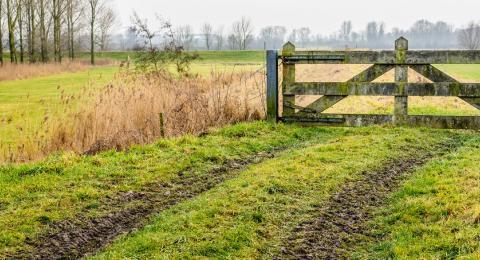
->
266, 37, 480, 129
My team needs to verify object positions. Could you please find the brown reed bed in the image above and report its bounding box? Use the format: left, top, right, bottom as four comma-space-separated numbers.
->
0, 69, 266, 163
0, 60, 114, 81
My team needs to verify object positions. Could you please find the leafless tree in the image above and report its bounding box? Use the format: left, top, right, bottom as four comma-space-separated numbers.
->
66, 0, 84, 60
175, 25, 194, 50
458, 22, 480, 50
259, 26, 286, 49
201, 22, 212, 50
289, 27, 311, 47
0, 0, 4, 65
230, 16, 253, 50
38, 0, 48, 62
340, 21, 352, 43
52, 0, 65, 62
88, 0, 106, 65
6, 0, 20, 62
214, 25, 224, 50
96, 6, 116, 51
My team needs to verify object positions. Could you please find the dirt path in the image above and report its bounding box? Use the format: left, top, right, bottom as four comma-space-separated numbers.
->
16, 149, 287, 259
277, 139, 461, 259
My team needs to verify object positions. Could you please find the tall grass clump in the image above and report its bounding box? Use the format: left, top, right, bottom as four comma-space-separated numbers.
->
1, 69, 265, 163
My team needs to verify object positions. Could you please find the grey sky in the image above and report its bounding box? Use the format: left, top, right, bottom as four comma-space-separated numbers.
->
113, 0, 480, 34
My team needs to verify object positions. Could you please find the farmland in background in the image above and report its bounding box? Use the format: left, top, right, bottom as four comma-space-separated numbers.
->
3, 51, 480, 163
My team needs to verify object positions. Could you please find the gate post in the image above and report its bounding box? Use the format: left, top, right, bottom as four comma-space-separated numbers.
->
282, 42, 296, 117
266, 50, 279, 121
394, 37, 409, 124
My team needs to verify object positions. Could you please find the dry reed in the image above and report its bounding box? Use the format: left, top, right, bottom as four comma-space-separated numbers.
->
0, 60, 113, 81
1, 69, 265, 163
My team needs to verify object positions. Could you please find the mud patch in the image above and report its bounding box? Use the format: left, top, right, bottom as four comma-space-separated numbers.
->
18, 150, 282, 259
278, 140, 460, 259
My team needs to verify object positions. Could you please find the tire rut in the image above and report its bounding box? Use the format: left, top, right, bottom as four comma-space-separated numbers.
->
277, 139, 461, 259
14, 147, 288, 259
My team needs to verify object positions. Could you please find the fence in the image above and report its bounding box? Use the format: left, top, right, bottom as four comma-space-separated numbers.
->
266, 37, 480, 129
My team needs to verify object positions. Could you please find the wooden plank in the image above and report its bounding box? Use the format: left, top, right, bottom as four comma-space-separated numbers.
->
407, 115, 480, 129
299, 95, 346, 113
409, 65, 457, 82
460, 97, 480, 110
394, 37, 409, 124
347, 64, 394, 82
283, 50, 480, 64
283, 51, 395, 64
282, 114, 393, 126
282, 42, 296, 117
406, 83, 480, 97
282, 114, 480, 129
284, 82, 480, 97
266, 50, 279, 121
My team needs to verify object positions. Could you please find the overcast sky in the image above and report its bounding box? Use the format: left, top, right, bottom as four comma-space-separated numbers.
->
113, 0, 480, 34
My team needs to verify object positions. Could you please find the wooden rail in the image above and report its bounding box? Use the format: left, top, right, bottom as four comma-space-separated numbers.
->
265, 37, 480, 129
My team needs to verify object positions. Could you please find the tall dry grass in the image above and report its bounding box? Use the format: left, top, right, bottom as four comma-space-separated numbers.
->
2, 69, 265, 163
0, 60, 114, 81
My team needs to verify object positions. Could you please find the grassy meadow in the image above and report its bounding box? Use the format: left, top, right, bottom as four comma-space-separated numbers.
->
0, 122, 479, 258
1, 50, 480, 258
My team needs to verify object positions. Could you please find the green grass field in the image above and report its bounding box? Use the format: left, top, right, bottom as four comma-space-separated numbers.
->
1, 51, 480, 258
75, 50, 266, 64
0, 122, 478, 258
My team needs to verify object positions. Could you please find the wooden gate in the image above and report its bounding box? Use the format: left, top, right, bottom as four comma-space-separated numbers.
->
266, 37, 480, 129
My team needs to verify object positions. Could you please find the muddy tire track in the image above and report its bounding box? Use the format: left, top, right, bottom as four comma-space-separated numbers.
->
16, 148, 289, 259
278, 139, 461, 259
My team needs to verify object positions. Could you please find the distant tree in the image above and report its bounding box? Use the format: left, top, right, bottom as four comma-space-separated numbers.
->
339, 21, 352, 43
66, 0, 85, 60
227, 34, 236, 50
96, 6, 117, 51
458, 22, 480, 50
289, 27, 311, 47
214, 26, 224, 50
259, 25, 286, 49
88, 0, 107, 65
0, 0, 3, 65
433, 21, 454, 48
175, 25, 194, 50
230, 16, 253, 50
38, 0, 48, 62
52, 0, 65, 62
6, 0, 20, 63
366, 21, 379, 44
351, 32, 359, 46
201, 23, 213, 50
410, 19, 434, 48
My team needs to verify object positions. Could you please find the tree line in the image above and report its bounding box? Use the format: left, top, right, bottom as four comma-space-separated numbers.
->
118, 18, 480, 51
2, 3, 480, 65
0, 0, 116, 65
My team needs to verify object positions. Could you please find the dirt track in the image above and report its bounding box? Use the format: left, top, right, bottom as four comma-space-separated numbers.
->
278, 139, 460, 259
17, 150, 282, 259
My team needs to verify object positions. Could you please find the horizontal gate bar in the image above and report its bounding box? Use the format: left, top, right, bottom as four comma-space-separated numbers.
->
284, 82, 480, 97
282, 114, 480, 129
283, 50, 480, 64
